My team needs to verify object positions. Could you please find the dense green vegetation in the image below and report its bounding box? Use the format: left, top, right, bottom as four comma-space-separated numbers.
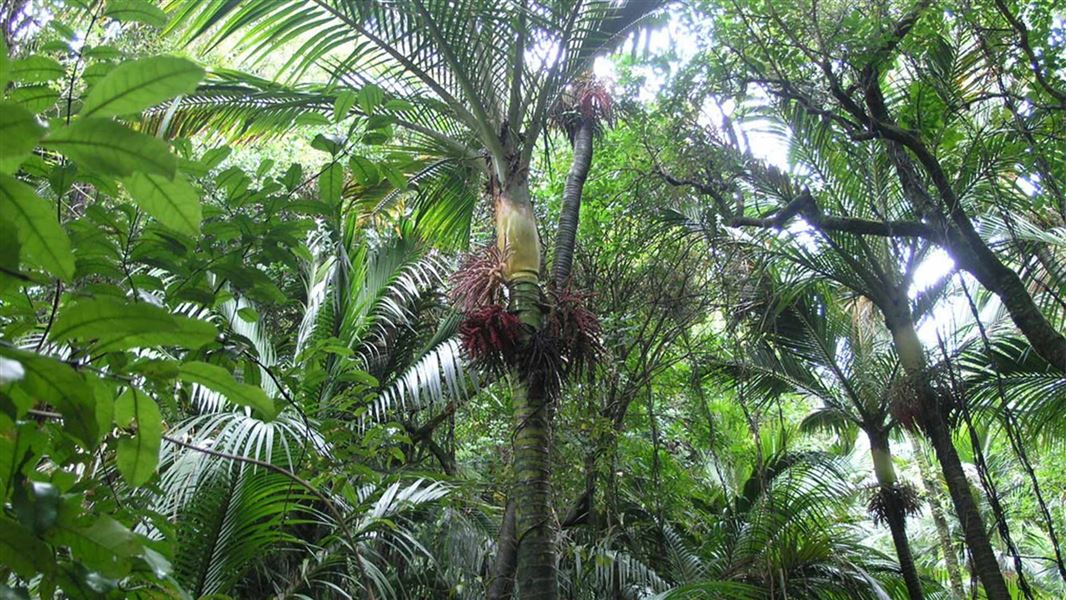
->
1, 0, 1065, 598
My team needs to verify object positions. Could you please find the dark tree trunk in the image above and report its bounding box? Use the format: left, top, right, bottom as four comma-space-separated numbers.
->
871, 91, 1066, 375
867, 428, 924, 600
911, 433, 966, 598
488, 499, 518, 600
885, 314, 1010, 600
552, 118, 594, 288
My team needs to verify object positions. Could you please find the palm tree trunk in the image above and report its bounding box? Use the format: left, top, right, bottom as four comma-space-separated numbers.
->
886, 316, 1010, 600
552, 118, 594, 288
495, 175, 557, 600
510, 365, 556, 599
911, 433, 966, 598
488, 499, 518, 600
867, 428, 924, 600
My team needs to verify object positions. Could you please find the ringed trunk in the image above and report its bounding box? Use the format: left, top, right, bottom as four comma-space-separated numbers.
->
552, 118, 594, 288
495, 175, 558, 600
867, 428, 924, 600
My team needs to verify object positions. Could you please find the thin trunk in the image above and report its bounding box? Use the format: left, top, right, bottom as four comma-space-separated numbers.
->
886, 315, 1010, 600
488, 499, 518, 600
911, 433, 966, 599
552, 119, 594, 288
868, 428, 925, 600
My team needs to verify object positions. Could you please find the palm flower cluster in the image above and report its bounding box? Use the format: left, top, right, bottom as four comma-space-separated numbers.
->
888, 366, 960, 433
888, 374, 923, 432
550, 75, 614, 140
448, 244, 510, 312
451, 257, 605, 391
547, 287, 604, 379
866, 481, 923, 526
459, 304, 523, 373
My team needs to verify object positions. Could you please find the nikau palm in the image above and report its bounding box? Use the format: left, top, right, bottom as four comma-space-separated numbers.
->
166, 1, 661, 596
752, 290, 927, 599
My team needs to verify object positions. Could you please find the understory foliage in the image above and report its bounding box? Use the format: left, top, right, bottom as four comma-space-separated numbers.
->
2, 0, 1066, 599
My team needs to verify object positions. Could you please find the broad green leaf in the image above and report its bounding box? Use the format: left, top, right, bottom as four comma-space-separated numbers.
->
43, 118, 176, 178
349, 156, 381, 186
113, 389, 161, 487
359, 83, 384, 114
12, 481, 59, 535
294, 112, 329, 127
10, 55, 63, 83
81, 56, 203, 118
83, 45, 122, 61
50, 297, 217, 351
282, 163, 303, 190
333, 89, 357, 122
311, 133, 343, 155
199, 145, 231, 171
256, 158, 274, 178
7, 84, 60, 113
8, 351, 98, 447
0, 516, 51, 579
48, 162, 77, 197
0, 220, 19, 293
81, 61, 115, 89
380, 163, 407, 190
50, 515, 141, 578
104, 0, 168, 28
178, 361, 275, 417
123, 172, 201, 237
318, 162, 343, 205
0, 102, 45, 172
384, 98, 415, 111
237, 307, 258, 322
0, 173, 75, 280
0, 415, 43, 504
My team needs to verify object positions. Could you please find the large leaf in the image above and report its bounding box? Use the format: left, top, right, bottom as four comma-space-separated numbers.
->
349, 155, 381, 186
43, 118, 176, 178
0, 516, 52, 579
81, 56, 204, 118
0, 102, 45, 172
0, 173, 75, 280
49, 515, 142, 579
5, 351, 99, 448
8, 84, 61, 113
104, 0, 169, 28
50, 296, 218, 351
10, 55, 63, 83
178, 361, 276, 418
123, 171, 202, 237
318, 162, 343, 206
113, 389, 162, 486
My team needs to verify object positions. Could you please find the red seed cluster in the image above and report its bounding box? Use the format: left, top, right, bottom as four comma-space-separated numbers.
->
549, 287, 605, 377
459, 304, 523, 370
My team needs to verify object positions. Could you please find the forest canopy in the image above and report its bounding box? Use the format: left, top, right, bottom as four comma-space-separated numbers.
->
0, 0, 1065, 598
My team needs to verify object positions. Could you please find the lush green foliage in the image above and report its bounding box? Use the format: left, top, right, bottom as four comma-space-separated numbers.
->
1, 0, 1065, 599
